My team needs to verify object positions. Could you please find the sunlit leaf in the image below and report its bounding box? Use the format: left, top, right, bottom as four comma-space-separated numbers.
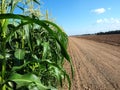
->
42, 42, 49, 59
0, 54, 4, 59
14, 49, 25, 60
8, 73, 49, 89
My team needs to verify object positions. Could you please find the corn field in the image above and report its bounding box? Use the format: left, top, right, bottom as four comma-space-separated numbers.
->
0, 0, 73, 90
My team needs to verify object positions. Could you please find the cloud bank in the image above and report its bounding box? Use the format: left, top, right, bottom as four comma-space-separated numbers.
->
95, 18, 120, 33
96, 18, 120, 24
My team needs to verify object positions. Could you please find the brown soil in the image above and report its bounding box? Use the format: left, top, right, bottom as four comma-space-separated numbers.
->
64, 36, 120, 90
78, 34, 120, 46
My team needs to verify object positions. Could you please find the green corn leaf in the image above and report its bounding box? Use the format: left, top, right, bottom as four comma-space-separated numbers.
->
49, 65, 63, 87
5, 21, 30, 42
40, 60, 71, 90
33, 0, 40, 5
42, 20, 68, 48
42, 20, 74, 77
42, 42, 49, 59
42, 20, 70, 60
12, 61, 30, 71
8, 73, 49, 90
14, 49, 25, 60
0, 54, 4, 59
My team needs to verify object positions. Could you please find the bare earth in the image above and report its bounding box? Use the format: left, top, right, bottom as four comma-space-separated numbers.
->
78, 34, 120, 46
66, 37, 120, 90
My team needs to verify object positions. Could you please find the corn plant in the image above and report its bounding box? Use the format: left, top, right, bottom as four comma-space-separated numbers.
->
0, 0, 73, 90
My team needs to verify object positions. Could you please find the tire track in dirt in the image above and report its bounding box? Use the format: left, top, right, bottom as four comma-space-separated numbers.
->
67, 37, 120, 90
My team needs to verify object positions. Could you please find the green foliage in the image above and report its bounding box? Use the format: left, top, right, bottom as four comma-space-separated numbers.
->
14, 49, 25, 60
8, 73, 49, 90
0, 0, 73, 90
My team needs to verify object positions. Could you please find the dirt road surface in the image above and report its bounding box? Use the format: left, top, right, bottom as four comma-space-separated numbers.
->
66, 37, 120, 90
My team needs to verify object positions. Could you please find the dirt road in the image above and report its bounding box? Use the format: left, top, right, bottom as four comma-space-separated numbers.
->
67, 37, 120, 90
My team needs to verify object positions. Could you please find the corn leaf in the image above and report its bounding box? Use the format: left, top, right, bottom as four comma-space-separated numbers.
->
14, 49, 25, 60
40, 59, 71, 90
42, 42, 49, 59
33, 0, 40, 5
8, 73, 49, 90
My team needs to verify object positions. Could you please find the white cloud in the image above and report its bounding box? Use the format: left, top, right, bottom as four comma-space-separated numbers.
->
96, 19, 103, 23
94, 18, 120, 32
96, 18, 120, 24
92, 8, 106, 14
111, 18, 120, 23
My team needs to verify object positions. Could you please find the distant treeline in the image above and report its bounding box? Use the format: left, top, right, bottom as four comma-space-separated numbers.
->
95, 30, 120, 35
72, 30, 120, 36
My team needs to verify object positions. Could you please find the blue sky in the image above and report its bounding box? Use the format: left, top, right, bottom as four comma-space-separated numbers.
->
42, 0, 120, 35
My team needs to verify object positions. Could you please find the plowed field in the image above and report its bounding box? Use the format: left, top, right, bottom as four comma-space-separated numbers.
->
65, 36, 120, 90
78, 34, 120, 46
